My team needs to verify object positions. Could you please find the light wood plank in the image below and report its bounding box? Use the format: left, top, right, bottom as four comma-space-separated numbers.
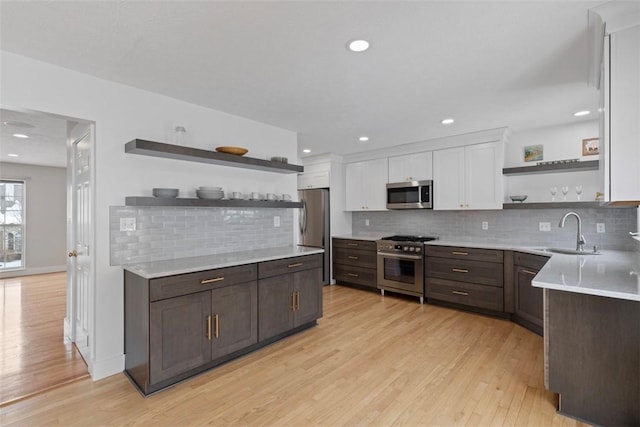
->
1, 285, 585, 425
0, 272, 89, 407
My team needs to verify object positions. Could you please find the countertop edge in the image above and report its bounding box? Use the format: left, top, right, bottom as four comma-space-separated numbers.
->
124, 246, 325, 279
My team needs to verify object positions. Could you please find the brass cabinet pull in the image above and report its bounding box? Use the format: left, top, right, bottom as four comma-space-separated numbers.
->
522, 269, 537, 276
347, 273, 359, 277
452, 251, 468, 256
452, 291, 469, 296
201, 277, 224, 284
295, 291, 300, 311
291, 292, 296, 310
348, 256, 359, 260
452, 268, 469, 273
214, 314, 219, 338
347, 243, 358, 247
288, 262, 303, 268
207, 315, 212, 340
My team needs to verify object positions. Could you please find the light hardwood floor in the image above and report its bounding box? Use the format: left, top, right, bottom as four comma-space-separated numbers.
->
1, 284, 585, 426
0, 272, 89, 407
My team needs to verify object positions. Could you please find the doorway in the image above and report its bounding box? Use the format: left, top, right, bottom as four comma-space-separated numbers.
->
0, 107, 95, 398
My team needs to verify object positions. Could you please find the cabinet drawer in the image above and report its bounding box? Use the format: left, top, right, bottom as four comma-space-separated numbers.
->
514, 252, 550, 270
426, 257, 503, 287
333, 246, 377, 269
426, 277, 504, 312
332, 238, 376, 251
425, 245, 503, 263
334, 264, 377, 288
258, 254, 322, 279
150, 264, 257, 302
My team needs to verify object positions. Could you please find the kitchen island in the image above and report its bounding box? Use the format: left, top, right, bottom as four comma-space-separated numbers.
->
532, 250, 639, 426
123, 246, 324, 395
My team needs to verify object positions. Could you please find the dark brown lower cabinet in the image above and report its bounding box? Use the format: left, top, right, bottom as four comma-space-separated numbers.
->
258, 261, 322, 341
149, 292, 212, 384
512, 252, 549, 335
125, 253, 322, 396
210, 282, 258, 360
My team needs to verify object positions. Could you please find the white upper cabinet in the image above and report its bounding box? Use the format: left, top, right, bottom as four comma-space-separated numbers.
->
345, 158, 388, 211
601, 25, 640, 204
297, 169, 330, 190
388, 151, 433, 183
433, 142, 504, 210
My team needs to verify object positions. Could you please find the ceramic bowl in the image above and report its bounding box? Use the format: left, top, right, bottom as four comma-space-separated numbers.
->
509, 195, 528, 203
152, 188, 179, 198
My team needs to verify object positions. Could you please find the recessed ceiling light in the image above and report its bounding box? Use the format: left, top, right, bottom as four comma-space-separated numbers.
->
7, 154, 19, 157
441, 118, 455, 125
347, 39, 370, 52
573, 110, 591, 117
302, 149, 311, 153
3, 120, 34, 129
12, 133, 29, 138
359, 136, 369, 142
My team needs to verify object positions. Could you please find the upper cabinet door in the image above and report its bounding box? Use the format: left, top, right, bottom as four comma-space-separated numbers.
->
297, 170, 330, 190
363, 158, 389, 210
345, 158, 388, 211
465, 142, 503, 210
345, 162, 365, 211
388, 152, 433, 183
433, 147, 465, 210
607, 25, 640, 203
433, 142, 503, 210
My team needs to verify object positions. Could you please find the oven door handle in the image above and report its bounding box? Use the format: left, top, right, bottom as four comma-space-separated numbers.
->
377, 252, 423, 261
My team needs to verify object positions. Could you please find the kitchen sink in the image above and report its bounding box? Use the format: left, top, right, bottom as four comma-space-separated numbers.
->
536, 247, 601, 255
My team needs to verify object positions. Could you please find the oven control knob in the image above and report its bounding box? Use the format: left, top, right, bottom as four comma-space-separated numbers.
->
403, 246, 409, 251
409, 247, 415, 252
415, 247, 421, 253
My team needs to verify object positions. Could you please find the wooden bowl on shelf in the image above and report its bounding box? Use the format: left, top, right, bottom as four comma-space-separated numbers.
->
215, 146, 248, 156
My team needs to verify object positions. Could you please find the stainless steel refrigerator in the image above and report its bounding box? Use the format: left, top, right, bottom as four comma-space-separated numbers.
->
298, 188, 330, 285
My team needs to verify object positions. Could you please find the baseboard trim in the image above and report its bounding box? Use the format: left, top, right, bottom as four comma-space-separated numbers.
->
90, 354, 125, 381
0, 265, 66, 278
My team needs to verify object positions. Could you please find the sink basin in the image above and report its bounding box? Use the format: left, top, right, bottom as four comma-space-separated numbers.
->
536, 247, 601, 255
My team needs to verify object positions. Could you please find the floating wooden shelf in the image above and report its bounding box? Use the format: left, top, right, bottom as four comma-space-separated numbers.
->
502, 201, 633, 209
503, 160, 599, 176
125, 197, 303, 208
125, 139, 303, 174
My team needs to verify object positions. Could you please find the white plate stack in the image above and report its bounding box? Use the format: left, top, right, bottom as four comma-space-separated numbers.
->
196, 186, 224, 200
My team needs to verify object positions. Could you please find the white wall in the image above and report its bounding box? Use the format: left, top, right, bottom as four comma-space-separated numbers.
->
505, 120, 601, 203
0, 51, 298, 379
0, 162, 66, 276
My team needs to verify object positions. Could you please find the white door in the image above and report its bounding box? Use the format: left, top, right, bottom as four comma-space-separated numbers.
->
345, 162, 365, 211
66, 123, 93, 361
388, 152, 433, 183
433, 147, 465, 210
362, 158, 389, 211
465, 142, 503, 210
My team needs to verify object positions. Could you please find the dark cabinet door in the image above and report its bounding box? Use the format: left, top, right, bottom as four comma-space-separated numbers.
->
210, 281, 258, 360
258, 275, 294, 341
294, 268, 322, 326
149, 291, 212, 384
514, 266, 543, 328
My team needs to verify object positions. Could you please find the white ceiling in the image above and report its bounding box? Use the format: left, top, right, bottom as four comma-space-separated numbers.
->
0, 109, 68, 168
0, 1, 602, 159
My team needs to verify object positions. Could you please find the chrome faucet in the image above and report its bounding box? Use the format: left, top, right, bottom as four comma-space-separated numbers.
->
559, 212, 586, 252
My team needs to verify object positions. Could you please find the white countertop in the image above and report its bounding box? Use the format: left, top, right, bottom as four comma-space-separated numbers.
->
531, 250, 640, 301
124, 246, 324, 279
425, 239, 640, 302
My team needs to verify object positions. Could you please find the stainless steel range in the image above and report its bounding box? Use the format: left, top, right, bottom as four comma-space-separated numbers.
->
377, 235, 438, 304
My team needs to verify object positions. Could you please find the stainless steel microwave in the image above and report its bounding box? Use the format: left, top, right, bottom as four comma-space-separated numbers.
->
386, 180, 433, 209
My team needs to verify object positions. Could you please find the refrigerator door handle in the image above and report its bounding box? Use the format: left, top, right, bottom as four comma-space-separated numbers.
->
299, 199, 307, 235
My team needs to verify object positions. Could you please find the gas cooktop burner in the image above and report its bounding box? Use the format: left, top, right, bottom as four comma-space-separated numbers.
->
382, 235, 438, 243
